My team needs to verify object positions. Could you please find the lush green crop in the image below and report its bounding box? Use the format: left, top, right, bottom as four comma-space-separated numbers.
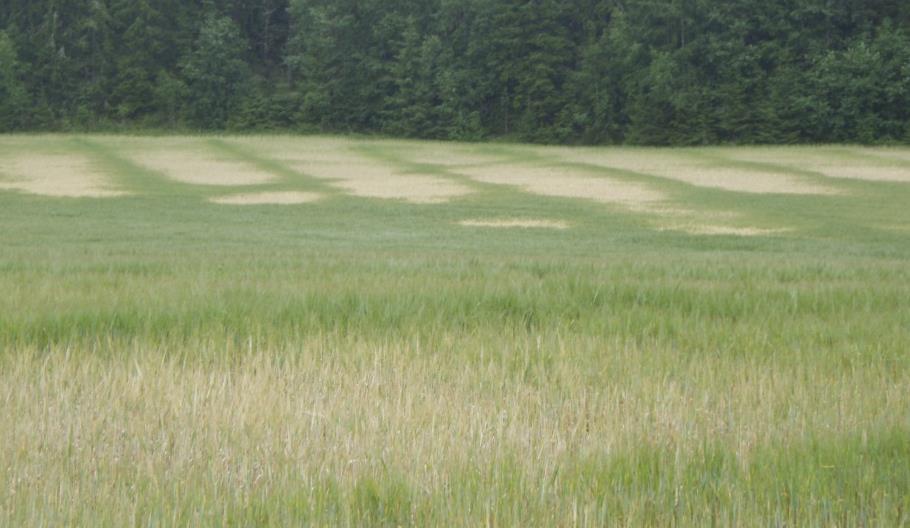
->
1, 136, 909, 526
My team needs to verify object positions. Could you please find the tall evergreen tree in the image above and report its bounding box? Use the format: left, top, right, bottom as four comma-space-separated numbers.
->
0, 31, 27, 130
0, 0, 909, 143
182, 14, 251, 129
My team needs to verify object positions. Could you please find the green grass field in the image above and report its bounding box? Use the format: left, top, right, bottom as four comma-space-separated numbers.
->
1, 135, 909, 526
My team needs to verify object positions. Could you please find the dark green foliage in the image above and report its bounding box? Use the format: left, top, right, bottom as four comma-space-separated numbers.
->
0, 31, 27, 131
182, 14, 251, 129
1, 0, 909, 143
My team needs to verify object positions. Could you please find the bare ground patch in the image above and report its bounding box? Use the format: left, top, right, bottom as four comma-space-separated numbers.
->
0, 154, 127, 198
559, 149, 838, 194
131, 150, 276, 186
458, 218, 571, 229
209, 191, 323, 205
294, 161, 472, 203
455, 164, 666, 207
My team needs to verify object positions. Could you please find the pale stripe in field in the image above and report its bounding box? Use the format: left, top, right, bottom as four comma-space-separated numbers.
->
724, 148, 910, 183
454, 164, 666, 207
236, 138, 473, 203
131, 151, 276, 186
232, 136, 358, 165
238, 137, 505, 168
458, 218, 571, 229
394, 145, 508, 167
209, 191, 323, 205
294, 161, 472, 203
559, 149, 838, 194
819, 166, 910, 182
658, 224, 791, 236
865, 148, 910, 166
0, 154, 128, 198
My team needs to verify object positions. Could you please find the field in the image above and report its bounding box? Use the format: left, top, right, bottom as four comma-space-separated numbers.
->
1, 135, 909, 526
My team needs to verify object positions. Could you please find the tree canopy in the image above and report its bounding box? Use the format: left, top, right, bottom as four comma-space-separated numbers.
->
1, 0, 908, 144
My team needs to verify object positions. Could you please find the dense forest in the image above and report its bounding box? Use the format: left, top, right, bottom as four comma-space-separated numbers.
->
1, 0, 909, 144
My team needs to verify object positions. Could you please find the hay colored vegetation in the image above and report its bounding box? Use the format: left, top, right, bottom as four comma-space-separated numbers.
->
1, 136, 909, 526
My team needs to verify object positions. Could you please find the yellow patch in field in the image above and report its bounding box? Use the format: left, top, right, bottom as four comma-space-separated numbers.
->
394, 145, 508, 167
723, 148, 910, 183
559, 149, 838, 195
229, 138, 472, 203
0, 154, 127, 198
131, 151, 276, 186
296, 161, 471, 203
811, 166, 910, 182
233, 136, 360, 165
246, 137, 505, 168
458, 218, 571, 229
865, 148, 910, 166
658, 224, 790, 236
209, 191, 323, 205
454, 164, 666, 207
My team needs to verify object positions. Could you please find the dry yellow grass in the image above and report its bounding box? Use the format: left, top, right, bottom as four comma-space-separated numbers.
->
455, 164, 666, 207
231, 138, 473, 203
209, 191, 323, 205
724, 148, 910, 183
658, 224, 791, 236
559, 149, 838, 194
394, 145, 508, 167
296, 161, 472, 203
806, 166, 910, 182
131, 150, 276, 186
865, 148, 910, 165
236, 137, 504, 168
231, 136, 358, 165
1, 341, 903, 524
458, 218, 571, 229
0, 154, 127, 198
627, 205, 784, 236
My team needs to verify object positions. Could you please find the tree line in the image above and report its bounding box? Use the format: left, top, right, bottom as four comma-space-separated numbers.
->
1, 0, 909, 145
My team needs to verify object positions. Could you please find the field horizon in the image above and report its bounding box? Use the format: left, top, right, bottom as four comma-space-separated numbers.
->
1, 135, 909, 526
